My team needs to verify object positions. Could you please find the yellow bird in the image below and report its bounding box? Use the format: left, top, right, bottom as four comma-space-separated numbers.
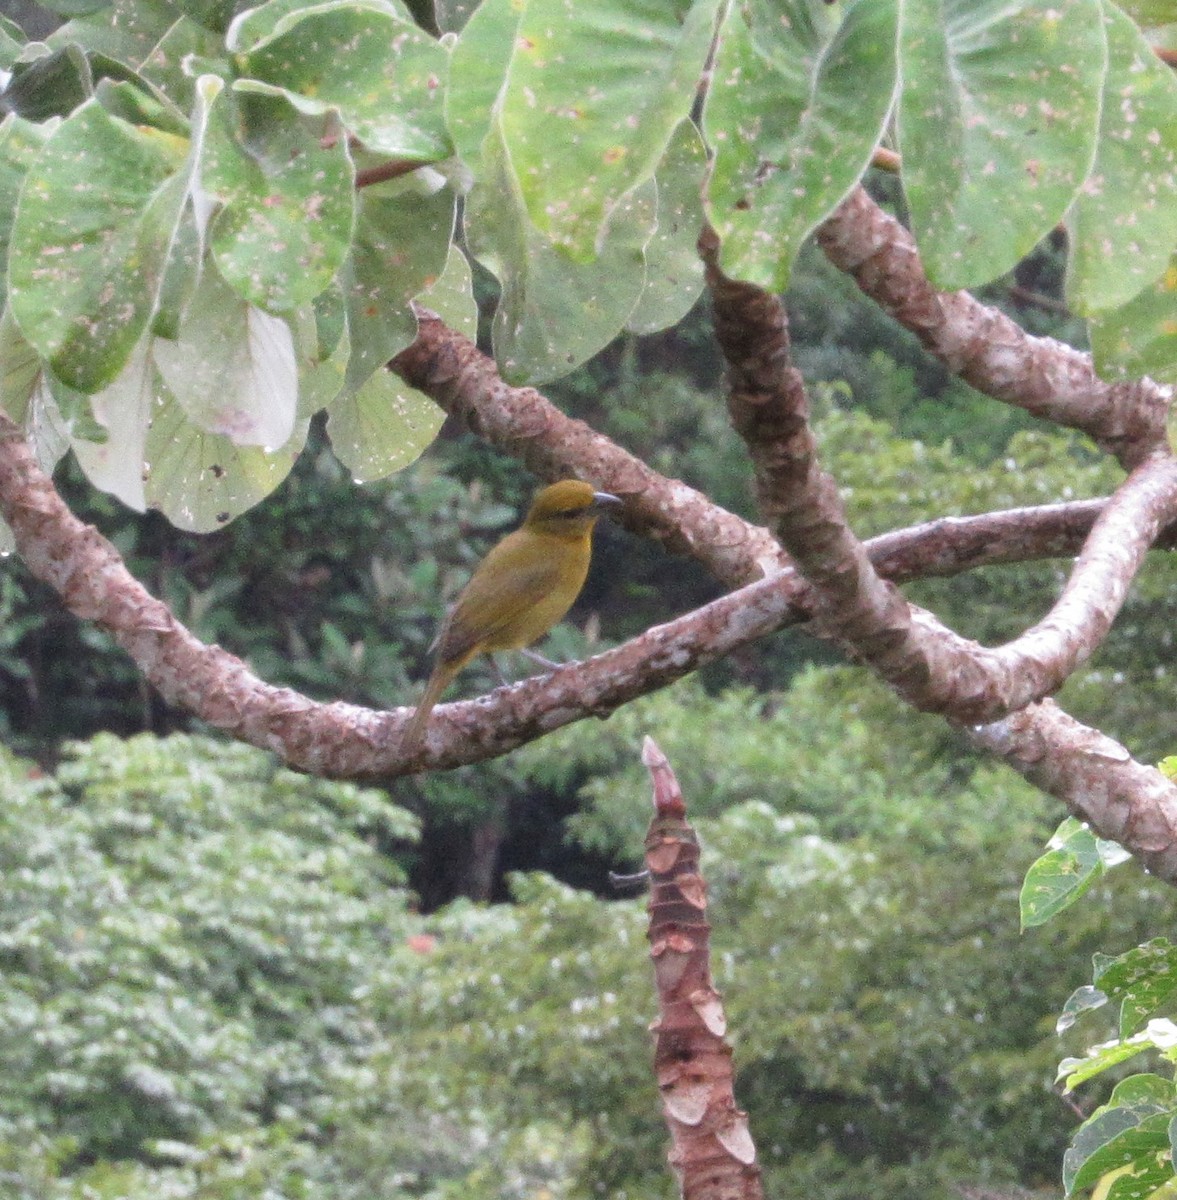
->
402, 479, 622, 753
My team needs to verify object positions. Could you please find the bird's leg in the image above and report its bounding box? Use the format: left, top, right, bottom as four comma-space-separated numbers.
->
519, 647, 561, 671
488, 655, 511, 686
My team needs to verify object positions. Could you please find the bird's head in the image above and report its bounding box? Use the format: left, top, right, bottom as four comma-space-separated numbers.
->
523, 480, 623, 537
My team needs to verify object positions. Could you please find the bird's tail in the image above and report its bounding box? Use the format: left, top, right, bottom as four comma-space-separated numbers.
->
401, 662, 458, 756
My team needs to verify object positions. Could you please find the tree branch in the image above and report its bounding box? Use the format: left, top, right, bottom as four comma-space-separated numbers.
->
816, 187, 1170, 468
971, 701, 1177, 882
0, 408, 1154, 782
391, 310, 788, 589
702, 234, 1177, 724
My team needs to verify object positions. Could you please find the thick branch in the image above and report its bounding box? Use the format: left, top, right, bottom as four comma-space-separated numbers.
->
816, 187, 1170, 468
0, 410, 1146, 779
703, 238, 1177, 724
972, 701, 1177, 883
391, 310, 787, 589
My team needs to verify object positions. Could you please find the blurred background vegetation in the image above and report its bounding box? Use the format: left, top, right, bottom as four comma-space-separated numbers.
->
1, 210, 1175, 1197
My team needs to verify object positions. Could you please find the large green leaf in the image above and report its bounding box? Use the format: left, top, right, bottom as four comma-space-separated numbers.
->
626, 119, 706, 337
466, 124, 653, 383
1090, 254, 1177, 385
704, 0, 899, 292
49, 0, 180, 68
899, 0, 1106, 290
450, 0, 717, 259
1065, 1, 1177, 314
151, 266, 299, 449
200, 90, 355, 311
341, 173, 456, 388
324, 243, 469, 480
231, 0, 451, 161
0, 116, 52, 275
8, 101, 182, 392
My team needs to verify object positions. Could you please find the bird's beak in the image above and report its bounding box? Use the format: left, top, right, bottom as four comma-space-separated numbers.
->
591, 491, 623, 516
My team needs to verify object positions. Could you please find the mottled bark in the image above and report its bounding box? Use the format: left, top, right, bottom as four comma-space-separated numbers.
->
643, 738, 763, 1200
392, 312, 786, 589
816, 188, 1170, 468
972, 702, 1177, 881
0, 408, 1161, 786
702, 232, 1177, 724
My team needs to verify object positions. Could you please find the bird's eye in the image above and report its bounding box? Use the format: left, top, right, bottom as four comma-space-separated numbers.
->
557, 506, 589, 519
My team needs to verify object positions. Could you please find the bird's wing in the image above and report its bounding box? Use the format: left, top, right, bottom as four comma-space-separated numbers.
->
435, 551, 566, 665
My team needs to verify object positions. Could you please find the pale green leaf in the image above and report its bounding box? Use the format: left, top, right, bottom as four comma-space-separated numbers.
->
144, 393, 308, 532
704, 0, 899, 291
152, 266, 298, 448
8, 101, 181, 392
71, 338, 156, 510
0, 115, 52, 273
899, 0, 1106, 290
444, 0, 517, 166
416, 242, 477, 339
326, 366, 443, 482
49, 0, 179, 67
1066, 1, 1177, 314
466, 124, 652, 383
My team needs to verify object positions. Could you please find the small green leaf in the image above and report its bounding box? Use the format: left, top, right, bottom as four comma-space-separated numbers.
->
1020, 817, 1104, 928
326, 366, 443, 483
151, 266, 299, 449
1057, 984, 1109, 1035
3, 44, 93, 122
899, 0, 1105, 290
200, 90, 355, 311
1094, 939, 1177, 1038
704, 0, 899, 292
8, 101, 180, 392
1066, 1, 1177, 314
233, 0, 451, 161
1064, 1078, 1174, 1196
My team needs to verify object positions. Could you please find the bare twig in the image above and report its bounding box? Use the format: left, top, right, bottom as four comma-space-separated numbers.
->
643, 737, 763, 1198
816, 187, 1170, 468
